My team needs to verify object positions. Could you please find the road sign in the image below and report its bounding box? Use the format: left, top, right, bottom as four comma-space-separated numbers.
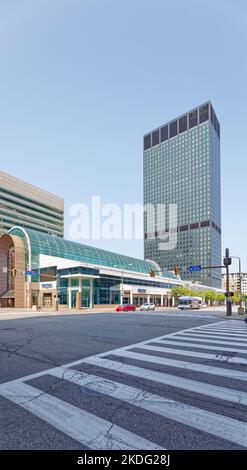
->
26, 270, 38, 276
189, 265, 202, 272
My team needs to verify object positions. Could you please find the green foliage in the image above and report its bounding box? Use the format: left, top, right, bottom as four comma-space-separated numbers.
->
171, 286, 225, 304
231, 291, 239, 304
171, 286, 191, 299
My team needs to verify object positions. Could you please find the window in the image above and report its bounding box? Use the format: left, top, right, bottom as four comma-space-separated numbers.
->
144, 134, 151, 150
189, 110, 198, 128
216, 119, 220, 138
161, 125, 168, 142
201, 220, 210, 227
169, 120, 178, 138
199, 104, 209, 123
152, 130, 160, 146
211, 105, 216, 128
190, 222, 199, 230
179, 115, 187, 133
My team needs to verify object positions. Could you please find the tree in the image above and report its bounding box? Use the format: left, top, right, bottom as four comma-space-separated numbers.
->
171, 286, 191, 300
230, 291, 239, 304
203, 290, 217, 304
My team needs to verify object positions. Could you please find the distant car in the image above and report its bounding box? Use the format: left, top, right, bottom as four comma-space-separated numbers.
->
201, 303, 208, 308
140, 303, 156, 311
115, 304, 137, 312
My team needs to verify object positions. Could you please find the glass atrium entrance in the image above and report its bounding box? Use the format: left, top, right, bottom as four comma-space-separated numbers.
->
61, 274, 99, 309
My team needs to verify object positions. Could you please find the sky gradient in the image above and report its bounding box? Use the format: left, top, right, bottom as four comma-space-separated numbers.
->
0, 0, 246, 272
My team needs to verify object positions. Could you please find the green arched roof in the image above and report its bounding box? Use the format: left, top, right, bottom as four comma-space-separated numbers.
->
9, 227, 177, 278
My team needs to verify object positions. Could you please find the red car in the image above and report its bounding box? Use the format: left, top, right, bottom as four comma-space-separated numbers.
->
115, 304, 137, 312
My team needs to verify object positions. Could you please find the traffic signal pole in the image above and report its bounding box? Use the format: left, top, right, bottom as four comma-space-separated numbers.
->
225, 262, 232, 316
191, 248, 232, 317
224, 248, 232, 316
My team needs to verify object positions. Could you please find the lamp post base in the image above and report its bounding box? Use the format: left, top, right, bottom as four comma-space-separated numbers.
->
226, 301, 232, 316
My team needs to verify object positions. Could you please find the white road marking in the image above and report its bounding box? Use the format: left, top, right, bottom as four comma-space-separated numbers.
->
158, 339, 247, 354
1, 318, 246, 449
110, 349, 247, 381
49, 366, 247, 448
83, 356, 247, 406
186, 331, 247, 339
170, 335, 247, 348
0, 381, 161, 450
136, 343, 247, 365
199, 327, 247, 333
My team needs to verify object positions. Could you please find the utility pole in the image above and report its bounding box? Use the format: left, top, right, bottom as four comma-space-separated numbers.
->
224, 248, 232, 316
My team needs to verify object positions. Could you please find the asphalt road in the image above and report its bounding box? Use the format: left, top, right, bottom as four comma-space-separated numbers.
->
0, 309, 246, 450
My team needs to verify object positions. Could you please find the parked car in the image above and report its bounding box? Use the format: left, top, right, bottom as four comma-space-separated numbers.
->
201, 303, 208, 308
115, 304, 137, 312
140, 303, 156, 311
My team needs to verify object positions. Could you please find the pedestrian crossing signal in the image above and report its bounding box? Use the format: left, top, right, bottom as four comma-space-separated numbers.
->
150, 269, 156, 277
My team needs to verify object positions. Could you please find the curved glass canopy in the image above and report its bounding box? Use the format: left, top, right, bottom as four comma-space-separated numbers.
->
9, 227, 177, 279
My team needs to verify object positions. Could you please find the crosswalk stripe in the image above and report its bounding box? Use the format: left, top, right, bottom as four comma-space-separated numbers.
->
199, 327, 247, 333
0, 381, 161, 450
199, 326, 247, 332
111, 349, 247, 381
171, 335, 247, 347
83, 356, 247, 406
49, 367, 247, 448
136, 343, 247, 365
187, 331, 247, 339
1, 319, 246, 450
158, 339, 247, 354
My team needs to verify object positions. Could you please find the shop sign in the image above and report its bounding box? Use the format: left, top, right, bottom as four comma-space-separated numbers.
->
41, 282, 53, 289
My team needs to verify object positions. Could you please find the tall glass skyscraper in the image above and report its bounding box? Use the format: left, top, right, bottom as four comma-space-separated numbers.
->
143, 102, 221, 288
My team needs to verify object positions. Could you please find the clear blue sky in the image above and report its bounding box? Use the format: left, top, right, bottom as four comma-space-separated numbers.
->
0, 0, 246, 272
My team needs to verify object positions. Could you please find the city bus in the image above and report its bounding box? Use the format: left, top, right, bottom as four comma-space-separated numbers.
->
178, 296, 202, 310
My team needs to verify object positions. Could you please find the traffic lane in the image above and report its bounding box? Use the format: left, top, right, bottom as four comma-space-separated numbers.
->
0, 311, 226, 384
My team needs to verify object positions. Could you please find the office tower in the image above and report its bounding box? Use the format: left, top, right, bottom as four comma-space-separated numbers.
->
143, 102, 221, 288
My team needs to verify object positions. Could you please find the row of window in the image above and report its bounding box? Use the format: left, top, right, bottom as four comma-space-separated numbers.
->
144, 219, 221, 239
144, 103, 220, 150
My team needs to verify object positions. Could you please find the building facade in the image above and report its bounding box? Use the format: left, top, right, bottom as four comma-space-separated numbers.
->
0, 171, 64, 238
0, 227, 182, 309
222, 273, 247, 296
144, 101, 221, 288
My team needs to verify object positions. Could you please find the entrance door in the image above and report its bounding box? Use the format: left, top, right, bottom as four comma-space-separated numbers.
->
43, 293, 52, 308
81, 287, 90, 307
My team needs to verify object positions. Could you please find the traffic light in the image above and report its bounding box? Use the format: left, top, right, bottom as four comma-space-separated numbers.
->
11, 269, 17, 277
150, 269, 156, 277
174, 266, 180, 276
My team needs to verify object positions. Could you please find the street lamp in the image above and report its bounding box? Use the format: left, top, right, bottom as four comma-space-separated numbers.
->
114, 263, 133, 305
231, 256, 243, 312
